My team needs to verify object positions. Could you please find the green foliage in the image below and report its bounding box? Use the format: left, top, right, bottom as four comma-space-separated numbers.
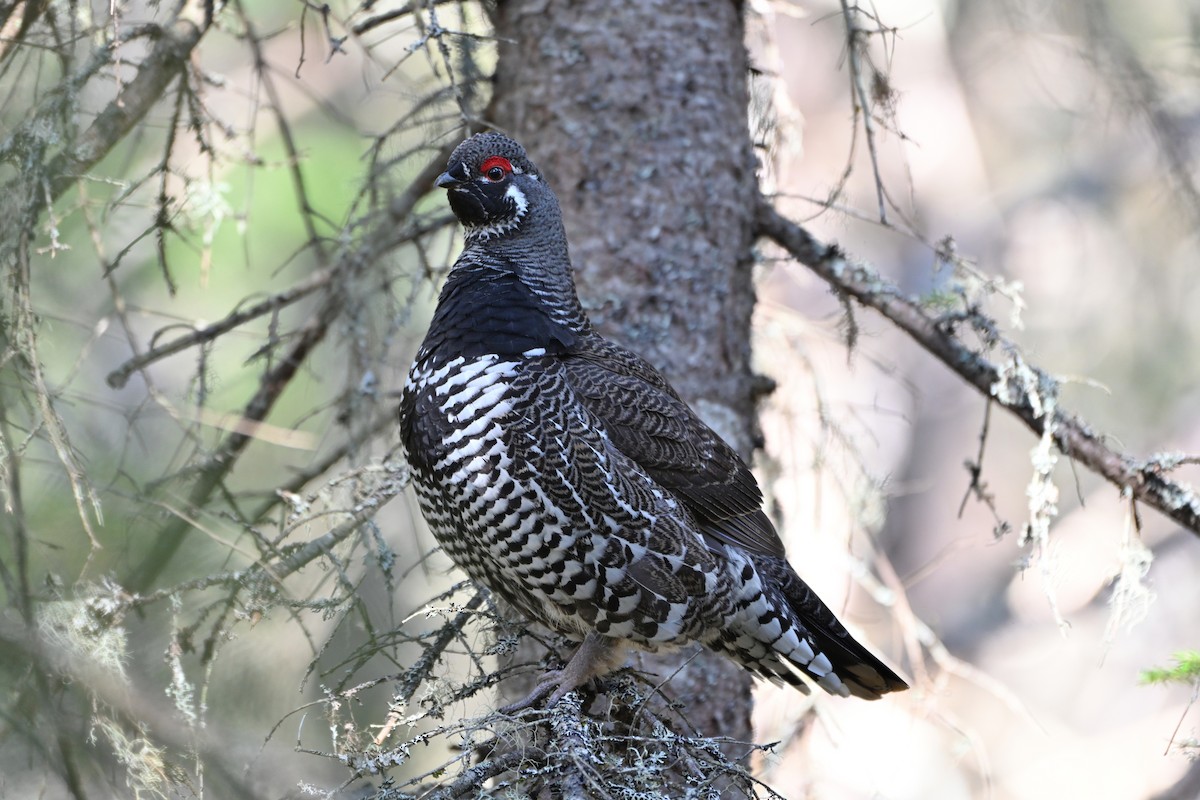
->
1141, 651, 1200, 687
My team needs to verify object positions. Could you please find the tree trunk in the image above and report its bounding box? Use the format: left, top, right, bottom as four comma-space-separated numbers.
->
488, 0, 761, 745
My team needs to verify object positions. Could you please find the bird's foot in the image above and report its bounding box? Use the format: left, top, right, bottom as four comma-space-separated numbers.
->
498, 632, 625, 714
498, 669, 565, 714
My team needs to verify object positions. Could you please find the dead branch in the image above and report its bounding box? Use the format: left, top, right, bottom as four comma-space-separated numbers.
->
105, 266, 334, 389
755, 198, 1200, 539
43, 8, 209, 203
123, 144, 456, 592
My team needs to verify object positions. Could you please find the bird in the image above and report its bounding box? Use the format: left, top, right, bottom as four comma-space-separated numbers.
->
398, 132, 907, 708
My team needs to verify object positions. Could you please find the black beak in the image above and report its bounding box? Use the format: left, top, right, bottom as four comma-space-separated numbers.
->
436, 162, 470, 189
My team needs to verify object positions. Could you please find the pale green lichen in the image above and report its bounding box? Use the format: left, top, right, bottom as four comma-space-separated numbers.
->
1023, 423, 1067, 632
90, 715, 175, 800
37, 578, 132, 680
38, 582, 184, 798
993, 353, 1067, 630
933, 234, 1027, 330
1104, 487, 1155, 645
182, 179, 233, 247
166, 594, 201, 728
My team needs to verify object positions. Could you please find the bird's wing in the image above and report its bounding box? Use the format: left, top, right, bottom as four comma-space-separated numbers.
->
563, 336, 787, 560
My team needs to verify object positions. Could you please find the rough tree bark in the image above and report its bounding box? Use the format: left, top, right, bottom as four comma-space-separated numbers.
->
487, 0, 761, 744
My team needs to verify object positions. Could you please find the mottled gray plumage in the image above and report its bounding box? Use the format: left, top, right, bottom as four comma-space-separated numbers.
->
399, 133, 907, 702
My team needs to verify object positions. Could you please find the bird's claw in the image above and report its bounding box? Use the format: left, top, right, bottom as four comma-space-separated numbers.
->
498, 669, 565, 714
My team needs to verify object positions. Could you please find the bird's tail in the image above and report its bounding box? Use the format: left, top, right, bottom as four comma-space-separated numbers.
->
718, 553, 908, 700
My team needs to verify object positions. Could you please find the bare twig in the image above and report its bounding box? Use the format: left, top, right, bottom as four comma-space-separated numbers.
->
43, 11, 208, 202
11, 228, 103, 550
957, 399, 1012, 538
353, 1, 442, 37
105, 263, 335, 389
839, 0, 888, 223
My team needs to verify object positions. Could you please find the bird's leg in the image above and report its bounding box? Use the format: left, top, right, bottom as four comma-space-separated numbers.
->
546, 632, 624, 705
500, 632, 624, 713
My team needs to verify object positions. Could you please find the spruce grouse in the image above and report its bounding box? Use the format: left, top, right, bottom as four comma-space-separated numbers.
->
399, 132, 907, 706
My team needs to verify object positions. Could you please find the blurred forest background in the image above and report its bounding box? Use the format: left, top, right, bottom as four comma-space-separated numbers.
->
1, 0, 1198, 798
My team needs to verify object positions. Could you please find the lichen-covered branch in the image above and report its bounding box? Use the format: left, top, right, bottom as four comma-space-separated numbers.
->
122, 145, 455, 592
6, 5, 212, 206
756, 199, 1200, 539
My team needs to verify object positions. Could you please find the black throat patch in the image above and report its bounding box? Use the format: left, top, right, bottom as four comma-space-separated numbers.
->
421, 265, 577, 364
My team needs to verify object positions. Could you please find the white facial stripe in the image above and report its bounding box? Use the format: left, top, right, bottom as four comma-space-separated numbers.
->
505, 184, 528, 216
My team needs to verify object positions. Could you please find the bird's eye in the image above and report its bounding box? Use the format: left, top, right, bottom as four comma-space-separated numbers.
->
480, 156, 512, 183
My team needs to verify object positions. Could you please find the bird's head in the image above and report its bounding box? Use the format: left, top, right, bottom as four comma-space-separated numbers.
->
437, 133, 548, 242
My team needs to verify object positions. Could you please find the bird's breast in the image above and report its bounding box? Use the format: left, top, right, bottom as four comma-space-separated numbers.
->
402, 352, 520, 483
400, 352, 608, 598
